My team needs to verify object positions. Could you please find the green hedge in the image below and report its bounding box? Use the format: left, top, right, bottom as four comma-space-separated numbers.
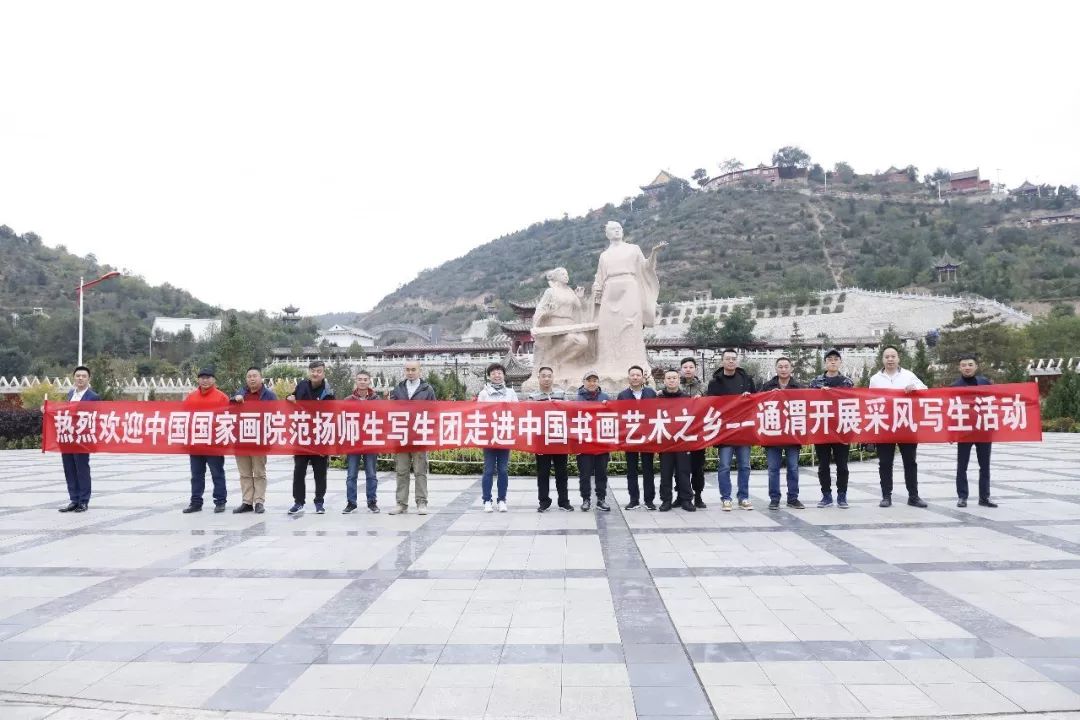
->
1042, 417, 1080, 433
329, 445, 879, 475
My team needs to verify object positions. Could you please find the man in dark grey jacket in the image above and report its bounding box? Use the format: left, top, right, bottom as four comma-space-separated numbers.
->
388, 361, 437, 515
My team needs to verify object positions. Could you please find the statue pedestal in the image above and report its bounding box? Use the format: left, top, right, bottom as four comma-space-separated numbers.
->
521, 322, 599, 393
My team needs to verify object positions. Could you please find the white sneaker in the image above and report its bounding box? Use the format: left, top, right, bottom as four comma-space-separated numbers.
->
417, 502, 428, 515
483, 501, 494, 513
497, 500, 508, 513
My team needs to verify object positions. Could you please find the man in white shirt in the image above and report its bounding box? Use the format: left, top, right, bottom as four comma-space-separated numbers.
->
868, 345, 928, 508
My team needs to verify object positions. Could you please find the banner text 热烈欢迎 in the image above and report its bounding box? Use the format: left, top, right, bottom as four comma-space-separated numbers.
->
41, 384, 1041, 455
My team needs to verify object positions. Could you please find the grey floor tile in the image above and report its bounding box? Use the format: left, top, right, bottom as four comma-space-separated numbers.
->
325, 643, 384, 664
138, 642, 215, 662
746, 641, 818, 662
562, 643, 625, 663
197, 642, 272, 663
1022, 657, 1080, 682
631, 685, 714, 716
802, 640, 878, 661
865, 639, 945, 660
437, 644, 504, 664
624, 643, 689, 664
925, 637, 1007, 659
254, 643, 326, 665
499, 643, 563, 663
628, 662, 700, 687
377, 643, 444, 664
685, 643, 754, 663
74, 641, 160, 662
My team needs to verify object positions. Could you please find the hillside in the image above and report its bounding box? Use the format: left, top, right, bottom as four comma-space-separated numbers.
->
0, 225, 318, 377
366, 178, 1080, 333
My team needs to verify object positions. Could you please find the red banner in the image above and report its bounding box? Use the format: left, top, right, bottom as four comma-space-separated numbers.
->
41, 384, 1041, 456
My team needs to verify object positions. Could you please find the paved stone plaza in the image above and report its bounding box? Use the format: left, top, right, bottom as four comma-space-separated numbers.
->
2, 438, 1080, 720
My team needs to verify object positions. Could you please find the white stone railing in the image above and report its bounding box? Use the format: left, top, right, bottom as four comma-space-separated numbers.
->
0, 376, 196, 397
656, 287, 1031, 324
1027, 358, 1080, 375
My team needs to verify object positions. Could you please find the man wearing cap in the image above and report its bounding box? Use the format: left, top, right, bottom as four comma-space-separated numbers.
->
231, 366, 276, 515
576, 370, 611, 511
58, 365, 100, 513
286, 360, 336, 515
809, 349, 855, 508
182, 367, 230, 513
679, 357, 708, 508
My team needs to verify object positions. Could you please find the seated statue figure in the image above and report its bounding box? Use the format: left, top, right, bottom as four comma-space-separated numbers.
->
524, 267, 597, 391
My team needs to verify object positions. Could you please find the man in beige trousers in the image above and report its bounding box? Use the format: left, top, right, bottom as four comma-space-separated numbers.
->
231, 366, 276, 514
388, 361, 437, 515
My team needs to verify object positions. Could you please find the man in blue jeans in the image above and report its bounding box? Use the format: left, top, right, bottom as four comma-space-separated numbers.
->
344, 370, 381, 514
761, 357, 806, 510
182, 368, 230, 514
477, 363, 519, 512
706, 349, 757, 511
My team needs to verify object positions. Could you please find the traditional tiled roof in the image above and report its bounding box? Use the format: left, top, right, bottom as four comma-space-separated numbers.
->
499, 321, 533, 334
934, 252, 962, 268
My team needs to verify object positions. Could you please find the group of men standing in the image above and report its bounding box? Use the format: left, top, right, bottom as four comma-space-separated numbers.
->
56, 348, 999, 516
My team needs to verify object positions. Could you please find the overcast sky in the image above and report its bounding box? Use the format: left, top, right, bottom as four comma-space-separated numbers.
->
1, 1, 1077, 316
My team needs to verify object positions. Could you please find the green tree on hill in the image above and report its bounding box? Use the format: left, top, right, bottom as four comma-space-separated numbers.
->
772, 146, 811, 169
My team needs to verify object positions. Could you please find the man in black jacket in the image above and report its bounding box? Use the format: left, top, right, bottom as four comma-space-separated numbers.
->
679, 357, 707, 508
706, 349, 757, 511
809, 349, 854, 508
617, 365, 657, 510
952, 354, 998, 508
761, 357, 806, 510
657, 369, 695, 512
286, 361, 335, 515
388, 361, 437, 515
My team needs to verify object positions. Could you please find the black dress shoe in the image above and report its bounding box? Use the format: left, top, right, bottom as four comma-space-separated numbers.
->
879, 497, 892, 508
957, 498, 968, 507
254, 502, 265, 514
907, 497, 928, 508
596, 500, 611, 512
658, 500, 673, 512
233, 504, 254, 514
214, 504, 227, 513
694, 495, 707, 509
787, 499, 806, 509
59, 502, 78, 513
680, 499, 696, 512
978, 498, 998, 508
182, 504, 202, 513
73, 504, 87, 512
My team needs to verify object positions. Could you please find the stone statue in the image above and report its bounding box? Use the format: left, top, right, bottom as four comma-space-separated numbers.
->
524, 267, 598, 391
590, 221, 665, 387
522, 222, 665, 393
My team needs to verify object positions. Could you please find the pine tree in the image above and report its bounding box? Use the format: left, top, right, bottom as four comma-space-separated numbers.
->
911, 340, 935, 387
858, 364, 872, 387
874, 326, 911, 373
785, 322, 815, 382
1044, 372, 1080, 420
210, 313, 255, 392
